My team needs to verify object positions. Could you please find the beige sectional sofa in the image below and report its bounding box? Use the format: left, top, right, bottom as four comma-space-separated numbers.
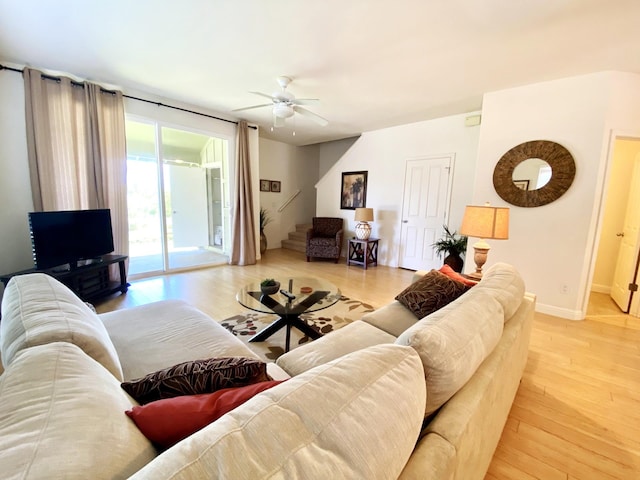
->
0, 263, 534, 479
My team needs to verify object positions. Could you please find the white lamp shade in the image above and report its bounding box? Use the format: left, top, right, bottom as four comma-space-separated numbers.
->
354, 208, 374, 222
459, 205, 509, 240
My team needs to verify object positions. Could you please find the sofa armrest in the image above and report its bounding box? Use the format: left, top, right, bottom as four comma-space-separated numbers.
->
398, 432, 456, 480
306, 228, 316, 241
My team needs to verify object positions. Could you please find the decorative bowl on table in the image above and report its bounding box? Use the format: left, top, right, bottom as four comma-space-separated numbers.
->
260, 281, 280, 295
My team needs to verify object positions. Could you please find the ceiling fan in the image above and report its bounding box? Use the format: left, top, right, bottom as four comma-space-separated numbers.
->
233, 76, 328, 128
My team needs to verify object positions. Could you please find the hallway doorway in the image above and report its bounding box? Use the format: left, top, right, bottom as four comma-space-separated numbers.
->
591, 136, 640, 317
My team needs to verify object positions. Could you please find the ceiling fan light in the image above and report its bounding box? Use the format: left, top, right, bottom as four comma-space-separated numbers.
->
273, 104, 294, 119
273, 114, 285, 128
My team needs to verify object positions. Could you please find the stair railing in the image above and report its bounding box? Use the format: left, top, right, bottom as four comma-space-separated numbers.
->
278, 189, 301, 212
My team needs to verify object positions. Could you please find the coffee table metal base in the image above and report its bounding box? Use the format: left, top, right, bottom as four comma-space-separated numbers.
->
246, 290, 329, 352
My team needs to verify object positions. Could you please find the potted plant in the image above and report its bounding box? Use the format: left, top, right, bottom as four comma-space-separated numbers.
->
432, 225, 467, 273
259, 208, 272, 254
260, 278, 280, 295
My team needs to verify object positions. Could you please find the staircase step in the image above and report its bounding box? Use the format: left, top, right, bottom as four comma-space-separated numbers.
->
282, 238, 306, 253
296, 223, 312, 233
288, 230, 307, 242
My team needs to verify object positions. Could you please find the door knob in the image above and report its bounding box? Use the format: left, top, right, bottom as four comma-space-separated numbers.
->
616, 232, 624, 237
402, 220, 408, 223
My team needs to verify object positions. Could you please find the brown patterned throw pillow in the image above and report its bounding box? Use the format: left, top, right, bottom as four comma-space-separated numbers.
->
121, 357, 270, 405
395, 270, 469, 319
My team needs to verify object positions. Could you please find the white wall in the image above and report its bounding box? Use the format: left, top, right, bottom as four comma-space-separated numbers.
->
473, 71, 640, 319
591, 138, 640, 292
318, 136, 359, 178
0, 71, 33, 290
315, 112, 481, 267
258, 138, 319, 249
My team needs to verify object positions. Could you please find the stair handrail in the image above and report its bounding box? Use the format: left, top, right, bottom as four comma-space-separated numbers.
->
278, 189, 301, 212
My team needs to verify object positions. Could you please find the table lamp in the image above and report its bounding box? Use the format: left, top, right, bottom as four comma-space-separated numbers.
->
459, 203, 509, 280
354, 207, 374, 240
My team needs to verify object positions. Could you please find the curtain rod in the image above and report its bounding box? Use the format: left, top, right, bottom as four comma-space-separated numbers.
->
0, 63, 256, 129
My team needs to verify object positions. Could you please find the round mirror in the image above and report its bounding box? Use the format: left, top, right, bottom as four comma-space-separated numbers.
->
511, 158, 552, 191
493, 140, 575, 207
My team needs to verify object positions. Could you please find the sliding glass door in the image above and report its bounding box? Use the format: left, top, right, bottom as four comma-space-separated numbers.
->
125, 119, 230, 276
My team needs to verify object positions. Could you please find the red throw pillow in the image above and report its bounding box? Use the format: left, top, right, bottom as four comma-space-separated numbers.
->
126, 380, 286, 449
439, 264, 477, 287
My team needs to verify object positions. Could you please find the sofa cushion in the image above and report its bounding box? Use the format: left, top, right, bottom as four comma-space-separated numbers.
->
0, 273, 123, 380
121, 356, 271, 404
100, 300, 260, 381
475, 262, 525, 321
0, 342, 156, 480
309, 237, 337, 246
360, 300, 419, 337
126, 380, 286, 449
396, 289, 504, 416
129, 344, 426, 480
265, 362, 291, 380
395, 270, 468, 319
276, 319, 396, 376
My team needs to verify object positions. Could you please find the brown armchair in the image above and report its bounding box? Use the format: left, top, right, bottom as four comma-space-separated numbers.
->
306, 217, 344, 263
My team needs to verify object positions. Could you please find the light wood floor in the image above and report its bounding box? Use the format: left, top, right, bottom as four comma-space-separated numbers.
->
97, 249, 640, 480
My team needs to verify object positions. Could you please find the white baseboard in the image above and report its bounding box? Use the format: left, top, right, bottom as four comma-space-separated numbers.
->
535, 303, 584, 320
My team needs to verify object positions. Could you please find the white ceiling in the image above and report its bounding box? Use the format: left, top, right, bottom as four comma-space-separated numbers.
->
1, 0, 639, 146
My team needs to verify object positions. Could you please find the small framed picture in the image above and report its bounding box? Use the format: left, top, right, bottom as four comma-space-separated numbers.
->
260, 179, 271, 192
514, 179, 529, 191
341, 171, 368, 210
270, 180, 281, 193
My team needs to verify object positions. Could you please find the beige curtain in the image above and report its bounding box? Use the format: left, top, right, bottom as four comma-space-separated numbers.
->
229, 120, 256, 265
23, 68, 129, 269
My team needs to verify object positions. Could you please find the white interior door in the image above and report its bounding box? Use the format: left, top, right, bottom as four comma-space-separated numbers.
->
169, 164, 209, 248
399, 156, 452, 270
610, 156, 640, 313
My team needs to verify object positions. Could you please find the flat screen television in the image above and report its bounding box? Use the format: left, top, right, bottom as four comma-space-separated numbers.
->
28, 209, 115, 270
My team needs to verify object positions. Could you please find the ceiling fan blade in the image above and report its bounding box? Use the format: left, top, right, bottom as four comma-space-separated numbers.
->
273, 114, 285, 128
294, 106, 328, 126
231, 103, 272, 112
292, 98, 320, 105
249, 91, 276, 101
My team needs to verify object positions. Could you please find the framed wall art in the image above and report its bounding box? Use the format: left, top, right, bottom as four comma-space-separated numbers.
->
340, 171, 368, 210
270, 180, 281, 193
260, 179, 271, 192
513, 179, 529, 191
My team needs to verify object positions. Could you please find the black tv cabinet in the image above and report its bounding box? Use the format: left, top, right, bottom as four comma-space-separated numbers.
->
0, 254, 129, 302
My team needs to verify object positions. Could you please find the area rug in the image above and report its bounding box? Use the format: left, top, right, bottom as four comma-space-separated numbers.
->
220, 296, 375, 361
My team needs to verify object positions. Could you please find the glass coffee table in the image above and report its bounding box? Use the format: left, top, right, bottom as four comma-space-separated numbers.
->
236, 277, 341, 352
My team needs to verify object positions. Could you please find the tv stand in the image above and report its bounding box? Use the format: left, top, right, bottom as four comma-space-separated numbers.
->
0, 254, 129, 302
75, 257, 104, 268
